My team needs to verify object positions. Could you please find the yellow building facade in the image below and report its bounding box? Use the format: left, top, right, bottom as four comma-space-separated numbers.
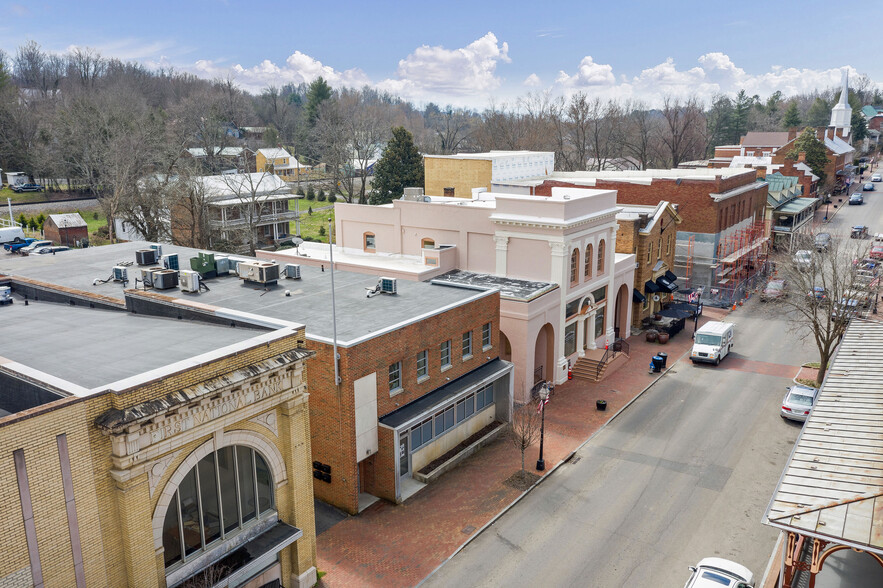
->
423, 156, 492, 198
0, 297, 318, 588
256, 148, 310, 182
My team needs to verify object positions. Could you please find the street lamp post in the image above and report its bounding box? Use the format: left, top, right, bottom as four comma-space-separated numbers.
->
536, 382, 550, 471
693, 287, 703, 336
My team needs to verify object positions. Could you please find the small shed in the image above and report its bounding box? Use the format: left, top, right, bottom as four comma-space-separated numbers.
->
44, 213, 88, 246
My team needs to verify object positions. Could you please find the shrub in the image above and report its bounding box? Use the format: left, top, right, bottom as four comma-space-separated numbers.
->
17, 213, 26, 227
93, 212, 99, 220
318, 226, 326, 237
327, 194, 336, 203
296, 186, 305, 196
36, 213, 45, 228
306, 185, 315, 200
28, 218, 38, 231
317, 193, 326, 202
308, 207, 313, 216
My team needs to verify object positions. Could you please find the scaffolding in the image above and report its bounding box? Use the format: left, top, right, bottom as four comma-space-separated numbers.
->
705, 220, 770, 307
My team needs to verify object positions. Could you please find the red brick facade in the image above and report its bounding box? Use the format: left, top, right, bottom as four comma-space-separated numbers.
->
306, 291, 501, 513
535, 173, 767, 236
43, 216, 88, 247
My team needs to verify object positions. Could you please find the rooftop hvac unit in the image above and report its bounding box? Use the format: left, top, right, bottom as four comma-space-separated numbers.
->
135, 248, 159, 266
152, 269, 178, 290
215, 256, 231, 276
149, 244, 163, 257
237, 261, 280, 285
179, 270, 200, 293
379, 277, 397, 294
161, 254, 179, 271
139, 268, 155, 287
284, 264, 301, 279
112, 266, 128, 282
0, 286, 12, 305
190, 251, 217, 279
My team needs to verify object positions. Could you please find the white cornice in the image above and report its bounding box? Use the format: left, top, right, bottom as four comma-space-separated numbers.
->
490, 207, 619, 230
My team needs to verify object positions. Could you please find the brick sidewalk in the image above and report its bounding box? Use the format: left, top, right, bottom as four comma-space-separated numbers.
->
316, 307, 731, 587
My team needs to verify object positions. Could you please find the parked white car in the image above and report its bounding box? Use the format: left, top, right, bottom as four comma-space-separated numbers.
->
19, 240, 52, 255
684, 557, 755, 588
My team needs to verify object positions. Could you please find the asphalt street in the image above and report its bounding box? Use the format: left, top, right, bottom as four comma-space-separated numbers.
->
424, 299, 814, 588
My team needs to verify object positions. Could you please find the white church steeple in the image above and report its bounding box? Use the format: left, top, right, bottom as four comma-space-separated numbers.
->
829, 69, 852, 135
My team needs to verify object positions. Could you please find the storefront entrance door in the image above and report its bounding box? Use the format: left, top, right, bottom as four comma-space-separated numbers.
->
399, 434, 409, 477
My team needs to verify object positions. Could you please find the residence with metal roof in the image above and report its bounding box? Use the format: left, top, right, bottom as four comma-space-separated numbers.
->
764, 318, 883, 588
0, 241, 513, 516
256, 147, 311, 182
764, 172, 818, 251
0, 275, 319, 588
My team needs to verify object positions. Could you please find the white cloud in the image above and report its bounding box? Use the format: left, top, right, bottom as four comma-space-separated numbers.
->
377, 32, 510, 101
523, 73, 541, 87
555, 56, 615, 87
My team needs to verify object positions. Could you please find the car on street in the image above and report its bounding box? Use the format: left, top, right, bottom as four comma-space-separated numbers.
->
870, 245, 883, 261
864, 182, 875, 191
807, 286, 827, 301
683, 557, 755, 588
4, 237, 37, 253
794, 249, 812, 270
18, 240, 52, 255
760, 279, 788, 301
849, 193, 864, 205
10, 183, 44, 193
852, 225, 869, 239
30, 246, 69, 255
814, 233, 832, 251
873, 174, 882, 182
781, 384, 819, 422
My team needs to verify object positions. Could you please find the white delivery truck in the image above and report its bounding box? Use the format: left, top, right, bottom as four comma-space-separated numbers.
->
690, 321, 734, 365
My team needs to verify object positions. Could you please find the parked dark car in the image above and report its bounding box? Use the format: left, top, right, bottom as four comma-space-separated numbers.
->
864, 182, 875, 191
849, 193, 864, 205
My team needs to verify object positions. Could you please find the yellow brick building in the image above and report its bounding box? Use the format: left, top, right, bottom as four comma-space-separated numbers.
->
423, 151, 554, 198
0, 294, 318, 588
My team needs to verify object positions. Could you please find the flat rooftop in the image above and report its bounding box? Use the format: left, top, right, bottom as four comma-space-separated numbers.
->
430, 270, 557, 302
0, 242, 490, 346
494, 167, 754, 187
0, 298, 260, 390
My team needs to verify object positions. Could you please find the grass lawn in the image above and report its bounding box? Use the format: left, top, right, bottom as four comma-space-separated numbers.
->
287, 196, 337, 243
0, 186, 49, 204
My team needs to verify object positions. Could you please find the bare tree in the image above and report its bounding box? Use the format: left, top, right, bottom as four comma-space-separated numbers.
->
658, 96, 705, 167
215, 166, 292, 255
425, 104, 474, 154
510, 402, 542, 472
621, 100, 661, 170
769, 229, 880, 384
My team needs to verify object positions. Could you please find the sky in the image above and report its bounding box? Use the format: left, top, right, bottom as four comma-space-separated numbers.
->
0, 0, 878, 109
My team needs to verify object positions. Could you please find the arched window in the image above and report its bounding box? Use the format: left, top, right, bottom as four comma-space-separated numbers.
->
584, 244, 593, 278
597, 239, 606, 273
162, 446, 274, 569
422, 238, 435, 249
570, 248, 580, 284
364, 232, 376, 251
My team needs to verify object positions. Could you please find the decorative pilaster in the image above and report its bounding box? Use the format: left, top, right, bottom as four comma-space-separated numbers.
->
494, 235, 509, 275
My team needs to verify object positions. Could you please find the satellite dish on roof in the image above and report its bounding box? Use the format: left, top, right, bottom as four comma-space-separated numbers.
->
292, 237, 304, 247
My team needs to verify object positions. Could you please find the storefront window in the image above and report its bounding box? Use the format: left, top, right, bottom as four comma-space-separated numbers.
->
595, 307, 605, 339
564, 323, 577, 356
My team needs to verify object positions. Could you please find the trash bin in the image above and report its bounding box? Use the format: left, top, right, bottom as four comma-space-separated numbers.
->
658, 352, 668, 368
650, 355, 664, 373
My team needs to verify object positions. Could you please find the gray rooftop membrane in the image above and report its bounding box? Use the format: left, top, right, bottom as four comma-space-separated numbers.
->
0, 298, 258, 388
0, 242, 490, 345
430, 269, 557, 302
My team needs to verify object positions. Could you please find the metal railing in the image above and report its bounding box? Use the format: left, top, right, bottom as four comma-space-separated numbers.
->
596, 338, 629, 379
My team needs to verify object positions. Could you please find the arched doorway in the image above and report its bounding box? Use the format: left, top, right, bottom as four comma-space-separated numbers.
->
499, 330, 512, 362
533, 323, 554, 384
614, 284, 629, 339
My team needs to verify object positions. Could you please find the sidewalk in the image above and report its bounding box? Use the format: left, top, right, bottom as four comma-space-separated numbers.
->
316, 307, 731, 587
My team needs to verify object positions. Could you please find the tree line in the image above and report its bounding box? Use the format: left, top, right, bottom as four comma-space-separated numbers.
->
1, 41, 879, 245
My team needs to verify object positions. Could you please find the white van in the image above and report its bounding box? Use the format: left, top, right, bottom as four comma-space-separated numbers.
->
691, 321, 734, 365
0, 226, 26, 245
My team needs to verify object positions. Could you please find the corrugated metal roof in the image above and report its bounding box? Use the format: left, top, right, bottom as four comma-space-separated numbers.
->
764, 318, 883, 555
48, 213, 87, 228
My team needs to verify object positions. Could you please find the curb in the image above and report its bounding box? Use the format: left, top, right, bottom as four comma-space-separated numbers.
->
418, 345, 694, 586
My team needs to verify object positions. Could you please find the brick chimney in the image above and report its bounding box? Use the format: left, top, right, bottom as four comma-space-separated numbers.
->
787, 129, 798, 141
798, 151, 806, 163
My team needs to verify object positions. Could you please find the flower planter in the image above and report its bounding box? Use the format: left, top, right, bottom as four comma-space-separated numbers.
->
596, 399, 607, 411
645, 330, 658, 342
657, 332, 670, 344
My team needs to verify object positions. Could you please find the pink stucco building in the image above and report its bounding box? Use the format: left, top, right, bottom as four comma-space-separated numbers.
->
259, 187, 636, 402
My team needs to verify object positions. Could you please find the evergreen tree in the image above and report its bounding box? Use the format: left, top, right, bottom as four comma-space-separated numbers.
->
730, 90, 754, 143
786, 128, 828, 185
17, 213, 26, 228
705, 95, 734, 153
305, 77, 332, 126
369, 127, 424, 205
782, 101, 801, 129
851, 109, 868, 142
805, 98, 831, 127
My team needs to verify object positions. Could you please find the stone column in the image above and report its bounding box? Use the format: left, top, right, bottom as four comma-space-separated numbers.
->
549, 241, 570, 382
606, 227, 618, 344
111, 470, 161, 588
279, 395, 317, 588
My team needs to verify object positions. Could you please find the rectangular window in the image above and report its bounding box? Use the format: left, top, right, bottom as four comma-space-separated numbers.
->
389, 361, 402, 392
411, 423, 422, 449
462, 331, 473, 358
365, 234, 376, 249
647, 243, 652, 263
591, 287, 607, 303
564, 322, 577, 356
465, 394, 475, 417
198, 458, 221, 545
657, 238, 662, 259
416, 350, 428, 379
666, 234, 671, 254
565, 299, 581, 318
440, 340, 451, 369
444, 406, 454, 430
420, 418, 432, 445
482, 322, 492, 349
595, 306, 605, 339
434, 411, 445, 436
456, 399, 466, 423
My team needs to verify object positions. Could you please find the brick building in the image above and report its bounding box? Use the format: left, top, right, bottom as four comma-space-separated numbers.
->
0, 242, 513, 516
0, 285, 317, 587
615, 202, 682, 327
510, 168, 768, 305
43, 213, 88, 246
